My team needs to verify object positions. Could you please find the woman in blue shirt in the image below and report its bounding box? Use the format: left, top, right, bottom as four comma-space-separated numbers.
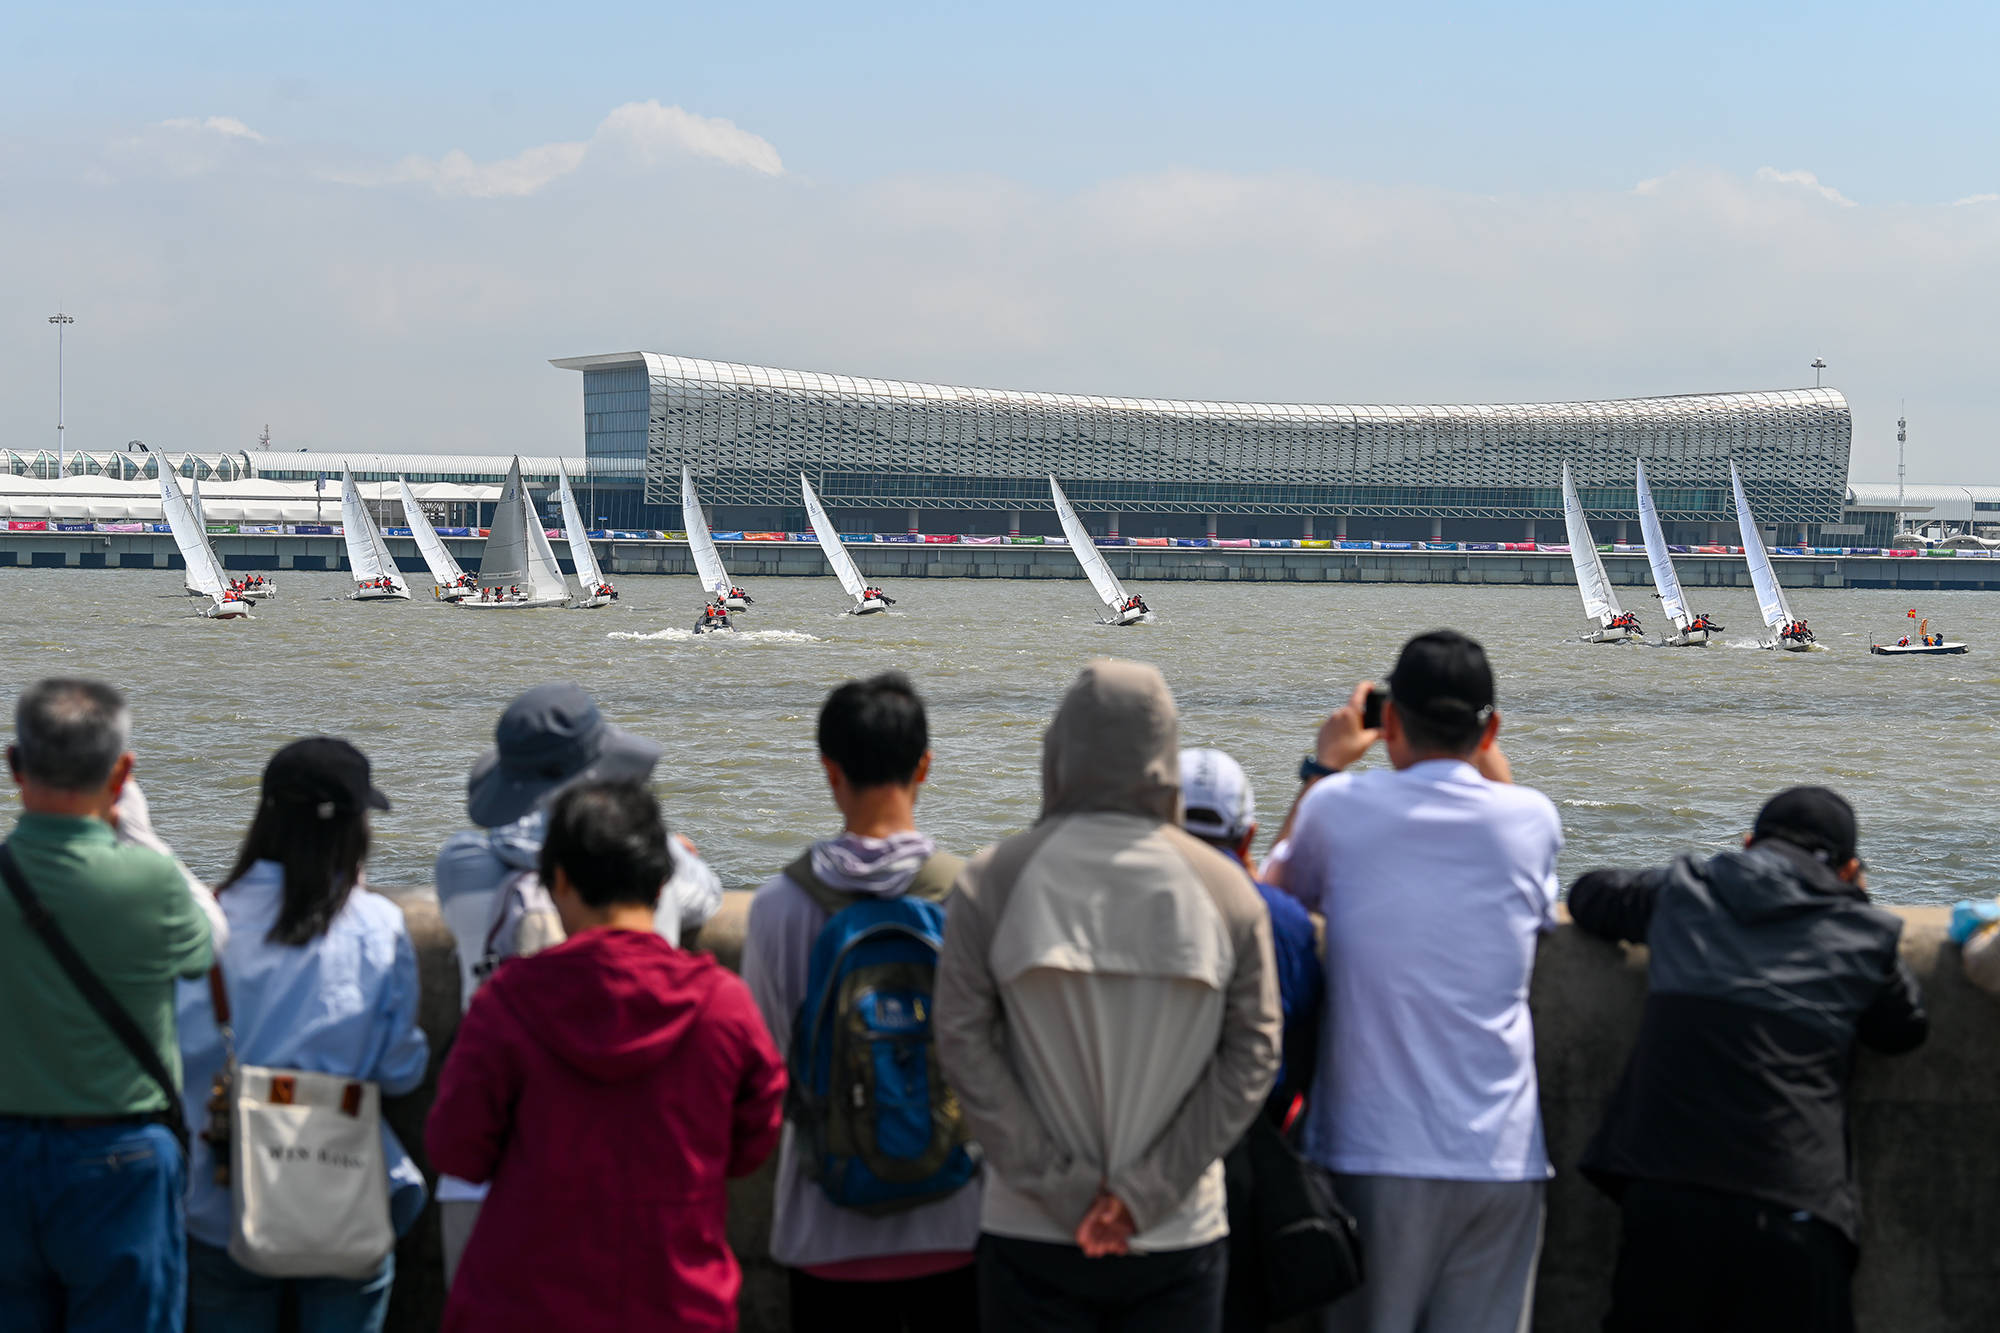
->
178, 738, 430, 1333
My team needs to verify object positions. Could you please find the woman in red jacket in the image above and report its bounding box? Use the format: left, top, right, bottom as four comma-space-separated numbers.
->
426, 780, 785, 1332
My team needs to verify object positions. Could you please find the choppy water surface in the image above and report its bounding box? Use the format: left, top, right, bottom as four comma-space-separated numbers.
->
3, 568, 1991, 904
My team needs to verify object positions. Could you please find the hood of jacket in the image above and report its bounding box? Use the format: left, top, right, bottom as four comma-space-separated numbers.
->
488, 927, 720, 1084
1704, 838, 1865, 925
804, 830, 938, 900
1040, 658, 1181, 823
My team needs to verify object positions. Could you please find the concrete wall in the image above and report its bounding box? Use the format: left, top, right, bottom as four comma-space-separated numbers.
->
376, 893, 1998, 1331
6, 532, 2000, 589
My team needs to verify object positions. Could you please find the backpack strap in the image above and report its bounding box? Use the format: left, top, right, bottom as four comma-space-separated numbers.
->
784, 849, 966, 915
0, 843, 190, 1154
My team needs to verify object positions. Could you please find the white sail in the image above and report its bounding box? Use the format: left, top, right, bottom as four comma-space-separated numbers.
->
523, 488, 572, 602
681, 467, 733, 597
190, 473, 208, 533
801, 474, 868, 599
340, 471, 405, 590
555, 464, 605, 589
1561, 463, 1622, 625
1635, 459, 1691, 629
1049, 475, 1131, 610
398, 478, 466, 586
1732, 461, 1794, 629
159, 469, 227, 599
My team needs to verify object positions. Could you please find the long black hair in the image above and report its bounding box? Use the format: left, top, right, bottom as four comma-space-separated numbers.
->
219, 797, 371, 947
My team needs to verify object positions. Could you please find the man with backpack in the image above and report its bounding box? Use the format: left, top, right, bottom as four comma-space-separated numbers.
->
934, 659, 1280, 1332
433, 683, 725, 1287
742, 672, 983, 1331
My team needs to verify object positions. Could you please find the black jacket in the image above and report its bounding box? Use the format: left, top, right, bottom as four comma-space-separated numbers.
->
1568, 839, 1927, 1241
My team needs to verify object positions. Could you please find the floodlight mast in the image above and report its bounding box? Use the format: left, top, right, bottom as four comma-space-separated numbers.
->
49, 311, 75, 473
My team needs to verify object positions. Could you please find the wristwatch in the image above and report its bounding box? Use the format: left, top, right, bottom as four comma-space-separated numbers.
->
1298, 755, 1341, 784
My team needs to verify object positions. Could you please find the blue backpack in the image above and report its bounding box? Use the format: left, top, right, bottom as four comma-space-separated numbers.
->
785, 851, 981, 1214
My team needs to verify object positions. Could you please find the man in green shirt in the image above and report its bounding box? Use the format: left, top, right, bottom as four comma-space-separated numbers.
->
0, 678, 213, 1333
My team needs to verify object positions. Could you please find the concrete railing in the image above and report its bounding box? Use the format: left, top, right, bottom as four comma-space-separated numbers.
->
381, 893, 2000, 1333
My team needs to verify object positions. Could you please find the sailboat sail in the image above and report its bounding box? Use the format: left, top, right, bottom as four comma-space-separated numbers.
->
340, 472, 405, 589
398, 478, 466, 587
159, 470, 227, 599
190, 473, 208, 533
1561, 464, 1622, 625
1635, 459, 1691, 629
681, 467, 733, 597
801, 475, 868, 599
1731, 462, 1794, 630
522, 488, 572, 602
1049, 476, 1131, 610
556, 465, 604, 590
477, 459, 533, 589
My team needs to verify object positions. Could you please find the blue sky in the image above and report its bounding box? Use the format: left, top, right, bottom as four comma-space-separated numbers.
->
4, 2, 1996, 476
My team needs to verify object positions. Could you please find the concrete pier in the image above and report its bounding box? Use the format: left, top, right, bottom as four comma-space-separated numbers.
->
381, 893, 2000, 1333
6, 532, 2000, 590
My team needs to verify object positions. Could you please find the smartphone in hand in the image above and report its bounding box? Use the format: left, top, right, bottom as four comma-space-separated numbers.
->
1362, 686, 1386, 731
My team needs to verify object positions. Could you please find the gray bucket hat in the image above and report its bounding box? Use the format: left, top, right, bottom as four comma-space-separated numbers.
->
466, 683, 663, 828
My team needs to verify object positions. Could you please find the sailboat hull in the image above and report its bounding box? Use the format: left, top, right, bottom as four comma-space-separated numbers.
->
202, 602, 250, 620
1870, 642, 1969, 656
434, 587, 472, 603
852, 599, 888, 615
723, 597, 749, 611
454, 596, 568, 610
1107, 607, 1148, 625
352, 587, 410, 602
571, 593, 614, 609
1664, 632, 1714, 647
240, 586, 276, 601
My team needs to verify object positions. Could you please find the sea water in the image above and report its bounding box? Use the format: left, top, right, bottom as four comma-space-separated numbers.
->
6, 568, 1991, 904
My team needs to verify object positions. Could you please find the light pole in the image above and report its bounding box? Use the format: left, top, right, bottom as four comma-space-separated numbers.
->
1810, 356, 1827, 388
49, 311, 74, 475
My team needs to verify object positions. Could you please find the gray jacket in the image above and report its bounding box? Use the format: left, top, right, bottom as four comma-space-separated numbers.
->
934, 659, 1280, 1250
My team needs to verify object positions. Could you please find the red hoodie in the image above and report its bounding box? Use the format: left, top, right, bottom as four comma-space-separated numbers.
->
427, 927, 785, 1332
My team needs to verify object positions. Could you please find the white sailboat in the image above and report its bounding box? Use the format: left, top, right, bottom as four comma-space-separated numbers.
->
1050, 475, 1149, 624
398, 478, 474, 601
189, 465, 275, 600
556, 464, 615, 609
1562, 463, 1634, 643
159, 470, 249, 619
1636, 459, 1721, 646
456, 458, 570, 609
801, 474, 888, 613
1731, 462, 1812, 652
682, 467, 748, 609
340, 471, 410, 601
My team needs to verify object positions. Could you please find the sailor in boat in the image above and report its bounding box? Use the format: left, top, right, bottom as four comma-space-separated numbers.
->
728, 585, 753, 604
510, 585, 520, 600
1780, 619, 1814, 645
1897, 635, 1910, 648
1607, 611, 1642, 633
596, 582, 618, 601
1685, 612, 1722, 635
861, 586, 896, 606
696, 601, 731, 633
1117, 594, 1150, 617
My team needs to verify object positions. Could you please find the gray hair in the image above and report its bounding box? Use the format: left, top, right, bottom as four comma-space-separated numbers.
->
13, 679, 132, 791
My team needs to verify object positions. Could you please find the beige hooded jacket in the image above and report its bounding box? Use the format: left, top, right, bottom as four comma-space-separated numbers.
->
934, 659, 1280, 1250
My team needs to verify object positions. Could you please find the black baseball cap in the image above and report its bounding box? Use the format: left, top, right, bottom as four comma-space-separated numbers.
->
262, 738, 390, 819
1387, 630, 1496, 725
1753, 786, 1858, 864
466, 683, 663, 828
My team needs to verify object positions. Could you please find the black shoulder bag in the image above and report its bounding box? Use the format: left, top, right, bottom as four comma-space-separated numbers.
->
0, 843, 190, 1155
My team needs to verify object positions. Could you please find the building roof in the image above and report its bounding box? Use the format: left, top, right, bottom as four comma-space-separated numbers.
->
553, 351, 1848, 425
1846, 483, 2000, 515
6, 450, 641, 484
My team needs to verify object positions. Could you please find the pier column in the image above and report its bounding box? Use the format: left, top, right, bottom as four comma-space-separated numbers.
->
1301, 515, 1315, 539
1523, 519, 1537, 543
1430, 516, 1444, 541
1107, 512, 1121, 539
906, 509, 920, 536
1616, 521, 1629, 542
1332, 513, 1348, 540
1007, 511, 1022, 538
1205, 514, 1220, 540
1798, 524, 1810, 545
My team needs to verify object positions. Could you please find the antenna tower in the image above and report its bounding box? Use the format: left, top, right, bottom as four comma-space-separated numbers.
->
257, 424, 272, 451
1896, 408, 1907, 533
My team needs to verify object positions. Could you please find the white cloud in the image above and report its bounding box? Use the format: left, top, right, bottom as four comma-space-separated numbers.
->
1755, 166, 1856, 207
159, 115, 266, 144
347, 100, 782, 199
1954, 192, 2000, 206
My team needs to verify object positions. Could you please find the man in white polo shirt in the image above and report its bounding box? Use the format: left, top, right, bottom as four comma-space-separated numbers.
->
1266, 629, 1562, 1333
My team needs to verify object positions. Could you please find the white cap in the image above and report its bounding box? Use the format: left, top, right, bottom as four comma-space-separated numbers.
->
1179, 747, 1256, 842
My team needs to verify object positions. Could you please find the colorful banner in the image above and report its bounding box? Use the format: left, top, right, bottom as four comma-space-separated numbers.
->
883, 533, 920, 543
1009, 535, 1046, 544
1534, 544, 1570, 553
963, 535, 1007, 545
99, 522, 144, 533
1425, 541, 1461, 551
1499, 542, 1536, 552
1299, 539, 1332, 549
292, 524, 335, 535
7, 521, 48, 531
1171, 538, 1210, 547
54, 522, 97, 532
1465, 542, 1501, 551
710, 530, 746, 541
1256, 539, 1296, 548
1215, 538, 1254, 548
1381, 541, 1417, 550
839, 533, 878, 543
923, 534, 959, 544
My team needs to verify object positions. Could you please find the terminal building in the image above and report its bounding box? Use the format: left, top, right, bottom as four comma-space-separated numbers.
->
550, 352, 1856, 544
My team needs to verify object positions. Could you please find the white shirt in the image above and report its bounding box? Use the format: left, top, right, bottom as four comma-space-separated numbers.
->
1276, 759, 1561, 1181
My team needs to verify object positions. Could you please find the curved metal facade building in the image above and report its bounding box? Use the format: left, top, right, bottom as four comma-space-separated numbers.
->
552, 352, 1851, 536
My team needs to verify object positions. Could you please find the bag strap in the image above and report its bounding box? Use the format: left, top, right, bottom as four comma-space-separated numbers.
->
0, 842, 189, 1154
784, 849, 966, 916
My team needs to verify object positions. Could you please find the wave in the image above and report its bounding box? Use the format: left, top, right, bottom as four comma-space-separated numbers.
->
607, 627, 825, 644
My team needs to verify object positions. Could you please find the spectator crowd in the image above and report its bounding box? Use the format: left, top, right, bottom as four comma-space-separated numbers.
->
0, 628, 1963, 1333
